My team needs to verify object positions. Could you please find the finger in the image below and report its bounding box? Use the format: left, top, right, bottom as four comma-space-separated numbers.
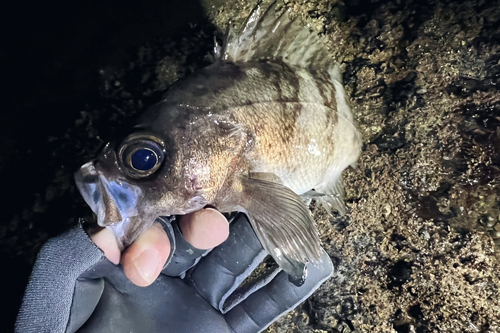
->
90, 227, 121, 265
179, 207, 229, 250
188, 213, 267, 311
121, 222, 171, 287
225, 250, 334, 331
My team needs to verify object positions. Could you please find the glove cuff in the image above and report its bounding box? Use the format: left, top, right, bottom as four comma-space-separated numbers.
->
15, 227, 103, 333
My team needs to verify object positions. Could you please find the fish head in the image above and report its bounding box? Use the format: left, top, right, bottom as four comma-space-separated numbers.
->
75, 130, 208, 249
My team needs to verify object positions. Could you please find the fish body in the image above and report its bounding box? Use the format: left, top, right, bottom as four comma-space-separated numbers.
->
76, 3, 361, 284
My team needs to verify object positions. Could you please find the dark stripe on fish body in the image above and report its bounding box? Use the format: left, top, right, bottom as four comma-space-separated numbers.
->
267, 62, 303, 145
307, 67, 339, 126
279, 102, 301, 145
325, 79, 339, 126
326, 76, 339, 125
281, 62, 301, 103
254, 61, 301, 104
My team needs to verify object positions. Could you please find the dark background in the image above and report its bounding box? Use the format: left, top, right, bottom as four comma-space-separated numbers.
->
0, 0, 209, 330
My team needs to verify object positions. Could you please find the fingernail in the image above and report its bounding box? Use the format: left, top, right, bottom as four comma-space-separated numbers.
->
133, 249, 161, 284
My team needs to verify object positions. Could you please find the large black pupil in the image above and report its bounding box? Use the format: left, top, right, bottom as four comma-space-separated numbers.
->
131, 149, 157, 171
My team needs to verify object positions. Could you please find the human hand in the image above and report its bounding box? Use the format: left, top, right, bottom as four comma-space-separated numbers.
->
17, 213, 334, 333
90, 208, 229, 286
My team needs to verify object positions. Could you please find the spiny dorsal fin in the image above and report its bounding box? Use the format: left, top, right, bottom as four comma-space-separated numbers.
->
218, 2, 335, 71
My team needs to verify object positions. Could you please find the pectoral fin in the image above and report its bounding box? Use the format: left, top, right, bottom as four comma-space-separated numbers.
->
240, 175, 323, 286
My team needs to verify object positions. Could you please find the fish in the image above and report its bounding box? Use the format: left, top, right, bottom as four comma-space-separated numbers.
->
75, 2, 361, 285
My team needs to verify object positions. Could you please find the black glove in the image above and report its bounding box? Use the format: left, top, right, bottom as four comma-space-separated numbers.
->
16, 214, 333, 333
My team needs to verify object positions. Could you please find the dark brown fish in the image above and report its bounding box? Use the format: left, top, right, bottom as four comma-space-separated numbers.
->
75, 2, 361, 284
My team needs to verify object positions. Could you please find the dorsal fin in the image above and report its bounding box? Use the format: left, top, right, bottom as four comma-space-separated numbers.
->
217, 2, 335, 71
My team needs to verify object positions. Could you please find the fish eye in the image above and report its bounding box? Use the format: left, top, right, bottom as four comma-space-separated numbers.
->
131, 148, 158, 171
118, 134, 165, 178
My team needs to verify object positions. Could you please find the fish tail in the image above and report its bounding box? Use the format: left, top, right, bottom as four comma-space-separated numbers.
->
218, 1, 338, 73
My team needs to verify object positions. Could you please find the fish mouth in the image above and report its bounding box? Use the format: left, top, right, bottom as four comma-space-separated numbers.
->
75, 161, 144, 250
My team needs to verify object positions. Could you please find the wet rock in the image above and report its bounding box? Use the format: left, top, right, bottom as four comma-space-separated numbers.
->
388, 260, 413, 289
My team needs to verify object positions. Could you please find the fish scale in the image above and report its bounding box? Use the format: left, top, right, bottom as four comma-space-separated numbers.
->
235, 102, 338, 193
75, 2, 361, 285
